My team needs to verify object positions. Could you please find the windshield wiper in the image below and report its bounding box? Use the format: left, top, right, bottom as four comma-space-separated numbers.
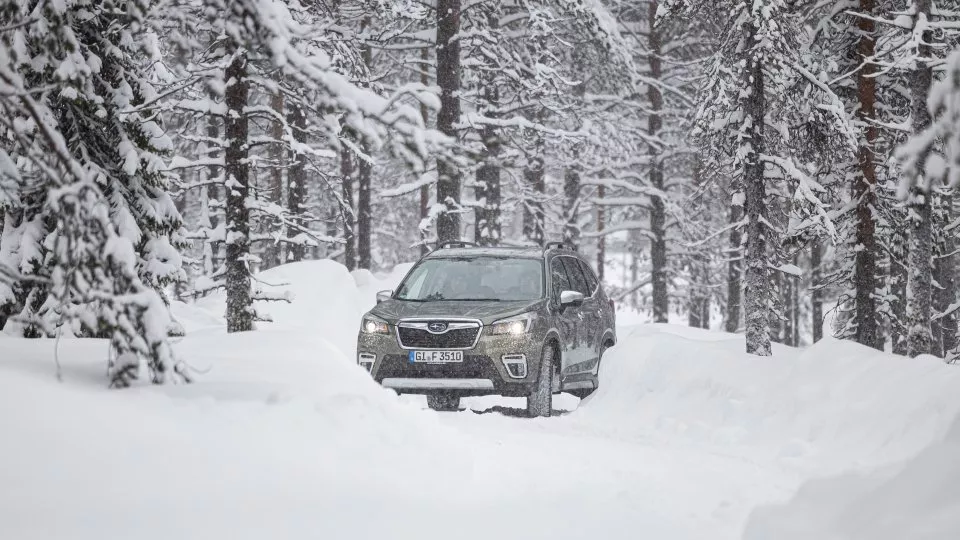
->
450, 298, 501, 302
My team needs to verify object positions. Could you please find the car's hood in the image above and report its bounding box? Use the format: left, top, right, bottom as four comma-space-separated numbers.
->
370, 298, 544, 325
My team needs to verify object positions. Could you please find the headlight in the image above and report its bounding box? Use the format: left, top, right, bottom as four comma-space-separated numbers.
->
489, 313, 535, 336
361, 315, 390, 335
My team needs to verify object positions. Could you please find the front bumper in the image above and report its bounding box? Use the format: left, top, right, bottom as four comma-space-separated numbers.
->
357, 329, 543, 397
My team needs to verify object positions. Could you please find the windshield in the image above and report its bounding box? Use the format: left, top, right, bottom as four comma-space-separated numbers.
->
395, 257, 544, 301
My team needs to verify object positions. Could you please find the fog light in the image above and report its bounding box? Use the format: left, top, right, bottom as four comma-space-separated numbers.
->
358, 353, 375, 373
502, 354, 527, 379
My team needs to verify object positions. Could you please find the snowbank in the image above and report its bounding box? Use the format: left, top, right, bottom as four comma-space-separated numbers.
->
743, 416, 960, 540
171, 259, 411, 359
578, 324, 960, 473
0, 331, 472, 540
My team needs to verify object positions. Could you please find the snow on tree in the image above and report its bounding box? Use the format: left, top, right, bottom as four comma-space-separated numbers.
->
0, 0, 187, 385
162, 0, 447, 330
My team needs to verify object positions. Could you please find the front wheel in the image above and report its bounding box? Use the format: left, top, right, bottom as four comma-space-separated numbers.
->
427, 393, 461, 411
527, 343, 557, 418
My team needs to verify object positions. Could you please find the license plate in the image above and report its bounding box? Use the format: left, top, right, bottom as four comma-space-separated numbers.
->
409, 350, 463, 364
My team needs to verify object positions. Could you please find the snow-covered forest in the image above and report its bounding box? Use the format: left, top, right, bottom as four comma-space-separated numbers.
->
2, 0, 960, 382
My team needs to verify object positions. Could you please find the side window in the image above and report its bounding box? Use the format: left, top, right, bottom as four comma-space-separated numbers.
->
561, 257, 590, 296
578, 259, 599, 296
550, 258, 571, 303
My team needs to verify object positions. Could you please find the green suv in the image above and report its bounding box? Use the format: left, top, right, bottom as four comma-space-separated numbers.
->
356, 242, 616, 416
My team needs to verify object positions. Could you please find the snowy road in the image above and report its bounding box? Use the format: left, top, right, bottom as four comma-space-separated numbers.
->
411, 399, 798, 540
2, 324, 959, 540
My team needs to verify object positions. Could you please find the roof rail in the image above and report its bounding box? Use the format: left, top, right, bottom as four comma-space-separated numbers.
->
543, 241, 574, 252
435, 240, 478, 250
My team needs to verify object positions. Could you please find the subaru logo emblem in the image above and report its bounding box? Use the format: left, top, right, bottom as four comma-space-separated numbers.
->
427, 322, 448, 333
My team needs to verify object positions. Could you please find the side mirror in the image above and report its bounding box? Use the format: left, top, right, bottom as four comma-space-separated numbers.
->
376, 290, 393, 304
559, 290, 584, 308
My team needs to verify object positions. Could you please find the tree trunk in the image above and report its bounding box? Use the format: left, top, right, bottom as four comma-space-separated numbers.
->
473, 133, 501, 247
357, 152, 372, 269
563, 168, 581, 249
688, 261, 705, 329
725, 198, 742, 333
356, 17, 373, 269
419, 44, 431, 256
853, 0, 882, 350
523, 136, 545, 246
435, 0, 462, 243
261, 91, 284, 269
596, 184, 606, 281
224, 51, 253, 333
782, 267, 798, 347
742, 23, 771, 356
891, 220, 909, 355
340, 147, 356, 271
688, 159, 709, 329
811, 240, 824, 343
939, 194, 958, 356
648, 0, 668, 323
629, 227, 641, 310
205, 99, 222, 273
769, 270, 783, 343
286, 103, 307, 263
906, 0, 934, 357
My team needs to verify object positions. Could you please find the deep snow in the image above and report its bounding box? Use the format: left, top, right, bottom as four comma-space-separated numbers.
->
2, 260, 959, 540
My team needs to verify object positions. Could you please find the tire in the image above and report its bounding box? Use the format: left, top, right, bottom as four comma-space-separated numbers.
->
527, 343, 556, 418
427, 393, 460, 411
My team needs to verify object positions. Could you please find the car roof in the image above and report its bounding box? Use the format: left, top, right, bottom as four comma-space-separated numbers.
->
423, 244, 583, 261
424, 246, 545, 260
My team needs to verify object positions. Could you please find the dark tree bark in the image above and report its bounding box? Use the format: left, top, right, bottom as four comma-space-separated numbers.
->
907, 0, 935, 357
205, 99, 222, 273
340, 147, 356, 271
768, 270, 783, 343
357, 153, 372, 269
523, 148, 545, 246
782, 263, 799, 347
286, 103, 307, 263
563, 168, 581, 248
629, 226, 641, 310
648, 0, 668, 323
224, 51, 253, 333
474, 132, 502, 247
596, 184, 606, 282
419, 45, 431, 256
688, 160, 709, 329
853, 0, 882, 350
725, 199, 742, 334
356, 17, 373, 269
811, 239, 824, 343
474, 11, 501, 248
688, 260, 708, 329
891, 221, 909, 355
938, 195, 958, 356
325, 204, 339, 258
261, 91, 284, 269
435, 0, 462, 243
742, 23, 771, 356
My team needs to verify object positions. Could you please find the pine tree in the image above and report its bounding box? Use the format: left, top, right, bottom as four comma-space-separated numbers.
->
0, 0, 187, 384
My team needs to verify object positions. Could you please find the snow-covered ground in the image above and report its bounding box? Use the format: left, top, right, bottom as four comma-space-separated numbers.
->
2, 260, 959, 539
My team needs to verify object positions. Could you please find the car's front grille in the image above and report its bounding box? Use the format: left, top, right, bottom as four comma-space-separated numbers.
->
397, 322, 481, 349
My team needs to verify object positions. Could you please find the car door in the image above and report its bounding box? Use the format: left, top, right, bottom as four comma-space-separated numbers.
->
548, 256, 580, 376
575, 258, 604, 374
559, 256, 595, 375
